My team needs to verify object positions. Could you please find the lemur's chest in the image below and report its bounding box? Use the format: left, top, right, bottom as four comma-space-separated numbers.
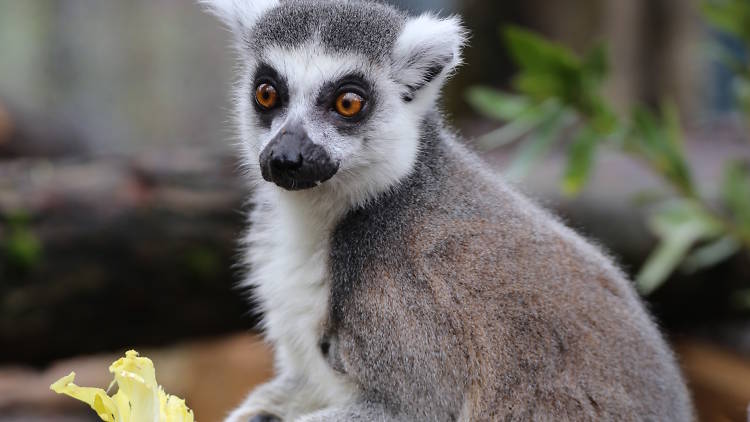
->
246, 192, 341, 375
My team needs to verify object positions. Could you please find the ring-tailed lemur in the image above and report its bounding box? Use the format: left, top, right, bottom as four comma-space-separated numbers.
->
202, 1, 693, 421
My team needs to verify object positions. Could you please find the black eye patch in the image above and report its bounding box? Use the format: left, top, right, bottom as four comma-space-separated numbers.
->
252, 63, 290, 127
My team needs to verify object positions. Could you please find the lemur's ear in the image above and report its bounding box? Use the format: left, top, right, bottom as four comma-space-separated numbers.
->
392, 14, 468, 102
200, 0, 279, 36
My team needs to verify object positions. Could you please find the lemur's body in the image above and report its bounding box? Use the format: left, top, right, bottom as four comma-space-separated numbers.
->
202, 1, 693, 420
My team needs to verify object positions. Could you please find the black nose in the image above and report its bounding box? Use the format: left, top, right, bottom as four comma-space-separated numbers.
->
259, 122, 339, 191
270, 148, 303, 173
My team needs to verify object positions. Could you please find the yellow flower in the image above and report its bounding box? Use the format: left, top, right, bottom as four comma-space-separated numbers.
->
50, 350, 195, 422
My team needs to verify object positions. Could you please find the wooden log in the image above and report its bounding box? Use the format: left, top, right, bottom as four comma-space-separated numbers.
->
0, 149, 253, 365
0, 100, 88, 159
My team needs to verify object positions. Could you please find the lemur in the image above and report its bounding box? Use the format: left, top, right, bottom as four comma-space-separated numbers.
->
202, 0, 694, 420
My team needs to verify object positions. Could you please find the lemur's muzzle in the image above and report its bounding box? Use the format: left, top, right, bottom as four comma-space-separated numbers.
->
259, 122, 339, 191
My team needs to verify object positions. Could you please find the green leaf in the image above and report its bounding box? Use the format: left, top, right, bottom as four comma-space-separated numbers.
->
721, 161, 750, 233
682, 235, 741, 273
465, 87, 532, 121
6, 210, 32, 229
637, 200, 725, 294
502, 26, 580, 75
736, 74, 750, 116
587, 98, 619, 135
502, 26, 586, 105
661, 101, 686, 149
701, 0, 750, 41
505, 106, 575, 181
513, 73, 570, 100
474, 99, 562, 150
702, 3, 744, 36
638, 238, 693, 295
4, 227, 43, 271
702, 0, 750, 114
501, 25, 614, 123
582, 44, 609, 83
2, 210, 43, 272
626, 106, 695, 196
562, 125, 599, 196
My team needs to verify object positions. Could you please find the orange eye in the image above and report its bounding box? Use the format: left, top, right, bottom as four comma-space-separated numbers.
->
255, 83, 279, 110
335, 92, 364, 117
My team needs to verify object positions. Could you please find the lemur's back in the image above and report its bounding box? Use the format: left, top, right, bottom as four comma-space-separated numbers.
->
326, 116, 692, 421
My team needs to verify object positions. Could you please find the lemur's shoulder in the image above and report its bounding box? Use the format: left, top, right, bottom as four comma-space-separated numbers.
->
330, 117, 637, 316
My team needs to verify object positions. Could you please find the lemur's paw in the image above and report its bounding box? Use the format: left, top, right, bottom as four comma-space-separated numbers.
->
249, 414, 282, 422
224, 409, 281, 422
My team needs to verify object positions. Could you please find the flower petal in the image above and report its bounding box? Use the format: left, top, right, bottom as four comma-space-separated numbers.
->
50, 372, 119, 422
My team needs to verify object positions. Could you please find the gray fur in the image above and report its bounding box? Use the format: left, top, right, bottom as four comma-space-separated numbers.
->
298, 401, 404, 421
204, 0, 694, 420
326, 114, 693, 420
248, 0, 405, 61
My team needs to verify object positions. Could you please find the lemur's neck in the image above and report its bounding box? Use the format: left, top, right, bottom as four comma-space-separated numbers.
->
344, 111, 451, 210
330, 112, 455, 222
410, 112, 453, 180
327, 114, 459, 326
380, 112, 454, 200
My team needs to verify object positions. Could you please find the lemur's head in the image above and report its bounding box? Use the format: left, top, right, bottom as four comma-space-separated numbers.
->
204, 0, 466, 202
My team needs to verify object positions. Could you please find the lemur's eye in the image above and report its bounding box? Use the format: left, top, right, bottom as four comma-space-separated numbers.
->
334, 92, 364, 118
255, 83, 279, 110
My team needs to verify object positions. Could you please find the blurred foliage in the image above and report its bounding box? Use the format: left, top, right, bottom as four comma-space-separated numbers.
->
2, 211, 43, 275
702, 0, 750, 116
467, 2, 750, 295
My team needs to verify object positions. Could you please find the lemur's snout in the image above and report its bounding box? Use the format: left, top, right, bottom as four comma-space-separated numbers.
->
269, 144, 303, 173
259, 123, 339, 191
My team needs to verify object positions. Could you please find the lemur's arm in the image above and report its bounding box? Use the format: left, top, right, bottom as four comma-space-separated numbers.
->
296, 401, 407, 422
225, 374, 324, 422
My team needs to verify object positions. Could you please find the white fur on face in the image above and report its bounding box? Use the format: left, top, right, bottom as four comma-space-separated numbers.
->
237, 42, 422, 209
229, 12, 468, 209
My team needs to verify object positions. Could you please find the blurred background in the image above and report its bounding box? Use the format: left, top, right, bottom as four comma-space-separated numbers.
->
1, 0, 749, 421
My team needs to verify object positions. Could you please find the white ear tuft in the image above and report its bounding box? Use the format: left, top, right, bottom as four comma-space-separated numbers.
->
200, 0, 279, 33
392, 14, 468, 101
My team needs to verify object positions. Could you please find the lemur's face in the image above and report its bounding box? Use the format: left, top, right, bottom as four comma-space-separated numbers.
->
242, 33, 412, 193
205, 0, 465, 200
